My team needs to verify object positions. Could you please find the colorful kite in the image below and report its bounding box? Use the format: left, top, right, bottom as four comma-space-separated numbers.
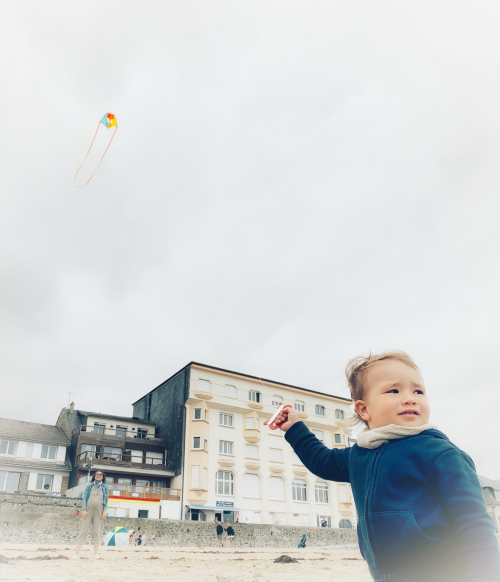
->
74, 113, 118, 187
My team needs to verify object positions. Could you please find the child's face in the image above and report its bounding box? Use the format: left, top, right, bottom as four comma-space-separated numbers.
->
354, 359, 430, 430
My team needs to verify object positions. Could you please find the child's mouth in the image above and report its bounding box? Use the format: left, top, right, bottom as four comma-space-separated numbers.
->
398, 410, 419, 415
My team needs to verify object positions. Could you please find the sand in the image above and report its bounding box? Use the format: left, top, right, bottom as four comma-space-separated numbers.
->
0, 543, 372, 582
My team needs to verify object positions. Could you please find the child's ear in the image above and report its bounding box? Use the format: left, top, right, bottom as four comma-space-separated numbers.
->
355, 400, 371, 422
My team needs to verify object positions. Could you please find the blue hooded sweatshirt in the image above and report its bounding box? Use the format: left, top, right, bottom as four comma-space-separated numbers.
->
285, 422, 500, 582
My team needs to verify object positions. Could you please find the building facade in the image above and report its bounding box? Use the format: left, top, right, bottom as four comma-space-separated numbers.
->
0, 418, 71, 495
133, 362, 355, 527
57, 404, 180, 519
478, 475, 500, 533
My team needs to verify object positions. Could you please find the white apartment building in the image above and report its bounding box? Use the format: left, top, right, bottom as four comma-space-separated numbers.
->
133, 362, 356, 528
0, 418, 71, 494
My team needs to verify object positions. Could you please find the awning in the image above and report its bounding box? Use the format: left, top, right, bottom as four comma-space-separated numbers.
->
186, 504, 242, 511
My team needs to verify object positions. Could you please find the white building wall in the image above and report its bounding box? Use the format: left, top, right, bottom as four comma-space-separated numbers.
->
183, 367, 355, 527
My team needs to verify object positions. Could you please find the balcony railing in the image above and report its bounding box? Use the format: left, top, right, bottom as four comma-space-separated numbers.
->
76, 451, 174, 472
107, 484, 180, 501
72, 425, 165, 444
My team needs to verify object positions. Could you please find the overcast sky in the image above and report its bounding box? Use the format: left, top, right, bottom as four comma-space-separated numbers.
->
1, 1, 500, 477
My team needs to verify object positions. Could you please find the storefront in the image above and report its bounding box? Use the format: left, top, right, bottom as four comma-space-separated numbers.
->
185, 502, 241, 522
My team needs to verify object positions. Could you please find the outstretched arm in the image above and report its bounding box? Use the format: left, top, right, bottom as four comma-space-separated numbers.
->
279, 408, 350, 482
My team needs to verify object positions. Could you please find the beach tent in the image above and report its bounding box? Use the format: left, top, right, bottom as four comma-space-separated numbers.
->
104, 526, 129, 546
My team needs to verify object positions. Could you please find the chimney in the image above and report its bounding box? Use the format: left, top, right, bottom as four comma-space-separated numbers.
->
69, 401, 75, 415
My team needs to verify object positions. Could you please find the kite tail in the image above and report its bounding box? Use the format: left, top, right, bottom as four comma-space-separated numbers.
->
74, 125, 117, 188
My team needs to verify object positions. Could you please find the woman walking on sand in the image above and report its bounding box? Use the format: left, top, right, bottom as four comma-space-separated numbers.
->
73, 471, 109, 560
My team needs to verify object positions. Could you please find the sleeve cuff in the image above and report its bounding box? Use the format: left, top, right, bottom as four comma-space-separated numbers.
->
284, 421, 310, 447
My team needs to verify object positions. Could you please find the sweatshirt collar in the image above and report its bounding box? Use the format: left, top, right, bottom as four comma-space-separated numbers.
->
356, 422, 438, 449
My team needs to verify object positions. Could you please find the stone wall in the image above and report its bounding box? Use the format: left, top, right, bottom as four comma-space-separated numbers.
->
0, 493, 357, 548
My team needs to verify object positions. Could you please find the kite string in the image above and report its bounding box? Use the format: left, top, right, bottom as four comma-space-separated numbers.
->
82, 126, 117, 187
74, 122, 101, 183
74, 125, 117, 188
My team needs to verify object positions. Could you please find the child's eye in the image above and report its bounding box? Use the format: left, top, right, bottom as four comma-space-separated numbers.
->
386, 389, 399, 394
414, 390, 424, 394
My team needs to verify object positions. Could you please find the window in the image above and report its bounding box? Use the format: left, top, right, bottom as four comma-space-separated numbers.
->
245, 444, 259, 458
193, 436, 201, 449
219, 440, 234, 455
186, 508, 206, 521
292, 479, 307, 502
243, 473, 261, 497
40, 445, 57, 460
495, 490, 500, 502
103, 447, 122, 460
138, 510, 149, 518
115, 426, 127, 437
317, 515, 331, 527
36, 474, 53, 491
249, 390, 261, 403
294, 401, 305, 412
269, 512, 286, 525
93, 423, 105, 434
136, 480, 149, 486
271, 396, 283, 407
339, 519, 353, 528
78, 475, 88, 485
137, 428, 148, 439
191, 465, 200, 488
81, 444, 97, 458
106, 508, 116, 517
204, 438, 208, 451
219, 413, 233, 427
292, 451, 303, 465
315, 405, 325, 416
118, 478, 132, 485
315, 482, 329, 504
335, 409, 345, 420
334, 433, 342, 444
269, 448, 283, 462
0, 471, 21, 493
205, 409, 208, 421
293, 514, 310, 526
197, 379, 212, 393
0, 440, 17, 455
106, 476, 115, 483
269, 477, 285, 500
193, 408, 202, 420
245, 416, 254, 429
312, 430, 324, 442
203, 467, 207, 490
224, 384, 237, 398
153, 480, 166, 488
215, 471, 234, 495
339, 483, 348, 503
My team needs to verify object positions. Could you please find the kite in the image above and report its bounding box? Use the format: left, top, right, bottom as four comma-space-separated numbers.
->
74, 113, 118, 187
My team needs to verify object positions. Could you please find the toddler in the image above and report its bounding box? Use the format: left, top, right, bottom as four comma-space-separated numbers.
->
277, 351, 500, 581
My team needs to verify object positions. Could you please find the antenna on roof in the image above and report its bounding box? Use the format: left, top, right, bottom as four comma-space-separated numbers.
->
66, 392, 73, 408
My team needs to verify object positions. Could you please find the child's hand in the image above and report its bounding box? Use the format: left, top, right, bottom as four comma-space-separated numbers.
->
276, 407, 301, 432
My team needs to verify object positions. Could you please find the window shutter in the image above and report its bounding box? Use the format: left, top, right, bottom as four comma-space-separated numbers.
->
56, 446, 66, 462
52, 474, 63, 493
32, 443, 42, 459
27, 472, 38, 490
243, 474, 260, 497
269, 477, 285, 500
16, 441, 28, 458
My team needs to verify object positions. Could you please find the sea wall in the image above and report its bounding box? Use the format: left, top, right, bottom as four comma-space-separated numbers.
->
0, 493, 357, 548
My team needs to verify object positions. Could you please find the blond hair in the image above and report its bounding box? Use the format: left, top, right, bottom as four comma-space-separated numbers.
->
344, 350, 420, 427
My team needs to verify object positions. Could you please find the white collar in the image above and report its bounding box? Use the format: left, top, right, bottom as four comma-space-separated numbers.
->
356, 422, 438, 449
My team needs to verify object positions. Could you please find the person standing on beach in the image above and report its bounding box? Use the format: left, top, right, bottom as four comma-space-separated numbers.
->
141, 532, 147, 546
216, 521, 224, 546
73, 471, 109, 560
224, 524, 235, 547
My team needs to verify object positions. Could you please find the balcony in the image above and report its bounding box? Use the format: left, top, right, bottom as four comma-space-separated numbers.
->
76, 451, 174, 474
72, 425, 166, 447
108, 484, 180, 501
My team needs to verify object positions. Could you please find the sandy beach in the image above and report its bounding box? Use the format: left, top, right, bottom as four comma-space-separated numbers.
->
0, 543, 371, 582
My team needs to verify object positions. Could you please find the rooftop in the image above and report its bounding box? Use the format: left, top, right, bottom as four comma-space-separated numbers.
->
133, 361, 352, 405
478, 475, 500, 490
0, 418, 69, 446
76, 410, 157, 425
